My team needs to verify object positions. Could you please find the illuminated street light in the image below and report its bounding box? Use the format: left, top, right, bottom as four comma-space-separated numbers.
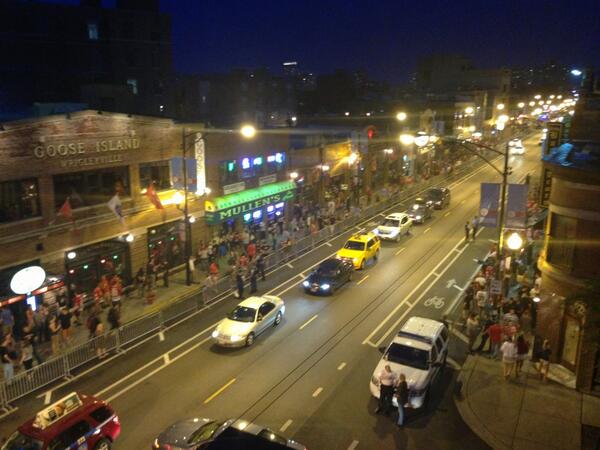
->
571, 69, 583, 76
125, 233, 134, 243
67, 251, 77, 260
344, 111, 350, 116
549, 95, 555, 99
533, 108, 543, 115
289, 171, 299, 179
414, 135, 430, 147
396, 111, 407, 121
538, 100, 544, 105
188, 215, 196, 224
517, 102, 525, 108
534, 94, 542, 100
171, 190, 184, 206
533, 296, 541, 303
321, 164, 330, 172
506, 232, 523, 250
529, 101, 535, 107
496, 103, 505, 110
497, 114, 509, 123
240, 124, 256, 138
465, 106, 474, 115
383, 148, 394, 154
348, 152, 358, 165
399, 134, 415, 145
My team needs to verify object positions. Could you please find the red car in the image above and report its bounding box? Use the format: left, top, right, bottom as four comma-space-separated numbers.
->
2, 392, 120, 450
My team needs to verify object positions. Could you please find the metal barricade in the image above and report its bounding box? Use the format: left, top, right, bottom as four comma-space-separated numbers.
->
161, 294, 199, 325
65, 332, 119, 373
3, 356, 66, 404
118, 312, 162, 347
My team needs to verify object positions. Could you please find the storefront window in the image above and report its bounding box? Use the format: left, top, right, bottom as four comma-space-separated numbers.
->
0, 178, 40, 223
139, 161, 171, 191
148, 221, 184, 269
220, 160, 239, 185
241, 157, 255, 178
53, 166, 130, 209
266, 152, 285, 174
547, 213, 576, 269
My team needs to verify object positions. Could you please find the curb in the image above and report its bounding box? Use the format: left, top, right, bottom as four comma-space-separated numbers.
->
453, 356, 512, 450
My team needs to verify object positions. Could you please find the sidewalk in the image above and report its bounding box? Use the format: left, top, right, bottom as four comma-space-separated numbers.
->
455, 354, 600, 450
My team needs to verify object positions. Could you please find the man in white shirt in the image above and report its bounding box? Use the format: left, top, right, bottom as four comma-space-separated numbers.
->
376, 364, 398, 415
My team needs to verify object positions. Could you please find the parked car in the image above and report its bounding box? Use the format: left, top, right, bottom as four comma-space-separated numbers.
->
424, 188, 451, 209
303, 258, 354, 295
153, 417, 306, 449
369, 317, 448, 409
336, 232, 381, 270
373, 212, 413, 241
3, 392, 120, 450
406, 198, 432, 224
212, 295, 285, 347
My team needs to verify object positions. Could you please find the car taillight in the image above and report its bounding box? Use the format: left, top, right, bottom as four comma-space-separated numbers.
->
153, 439, 170, 450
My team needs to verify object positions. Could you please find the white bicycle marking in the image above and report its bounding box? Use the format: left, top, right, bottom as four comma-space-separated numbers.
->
424, 296, 445, 309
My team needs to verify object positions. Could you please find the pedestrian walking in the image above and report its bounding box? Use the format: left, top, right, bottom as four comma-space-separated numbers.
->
48, 315, 61, 355
256, 252, 266, 281
235, 269, 245, 300
107, 304, 121, 330
488, 321, 503, 359
375, 365, 398, 415
162, 264, 170, 288
537, 339, 551, 382
249, 265, 258, 294
0, 335, 16, 381
395, 373, 409, 427
476, 319, 494, 353
466, 313, 480, 354
515, 334, 530, 376
500, 336, 517, 380
471, 216, 479, 240
20, 336, 34, 371
464, 221, 471, 243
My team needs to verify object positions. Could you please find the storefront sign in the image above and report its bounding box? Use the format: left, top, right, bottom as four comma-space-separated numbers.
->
33, 138, 141, 168
10, 266, 46, 294
205, 181, 295, 224
194, 134, 207, 195
223, 181, 246, 195
259, 174, 277, 186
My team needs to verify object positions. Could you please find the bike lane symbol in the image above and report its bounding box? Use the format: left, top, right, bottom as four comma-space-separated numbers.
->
424, 296, 445, 309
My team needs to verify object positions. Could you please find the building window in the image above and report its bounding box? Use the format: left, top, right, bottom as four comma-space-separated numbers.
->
241, 157, 254, 179
220, 160, 238, 185
266, 152, 285, 174
53, 167, 130, 209
547, 213, 576, 269
87, 22, 99, 40
139, 161, 171, 191
0, 178, 40, 223
127, 79, 138, 95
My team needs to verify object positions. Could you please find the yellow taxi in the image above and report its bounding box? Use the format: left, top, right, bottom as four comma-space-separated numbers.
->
336, 232, 381, 270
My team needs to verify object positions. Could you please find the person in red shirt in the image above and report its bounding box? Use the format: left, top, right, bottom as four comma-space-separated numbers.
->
247, 241, 256, 261
488, 322, 503, 359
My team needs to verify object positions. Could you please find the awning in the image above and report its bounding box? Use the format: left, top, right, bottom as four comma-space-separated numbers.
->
205, 181, 295, 224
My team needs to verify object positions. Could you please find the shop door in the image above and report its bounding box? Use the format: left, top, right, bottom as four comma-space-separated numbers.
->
561, 315, 581, 371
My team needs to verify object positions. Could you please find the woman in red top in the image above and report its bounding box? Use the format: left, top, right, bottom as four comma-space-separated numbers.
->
515, 334, 530, 377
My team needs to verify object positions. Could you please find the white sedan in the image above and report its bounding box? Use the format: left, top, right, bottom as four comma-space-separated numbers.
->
212, 295, 285, 347
373, 213, 413, 241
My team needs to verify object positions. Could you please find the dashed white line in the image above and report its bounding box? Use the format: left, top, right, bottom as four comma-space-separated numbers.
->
287, 262, 294, 269
312, 387, 323, 398
337, 362, 347, 371
453, 285, 464, 291
348, 440, 360, 450
444, 211, 451, 217
395, 247, 406, 256
280, 419, 293, 432
299, 314, 318, 330
432, 272, 441, 277
44, 391, 52, 405
357, 275, 369, 285
158, 331, 165, 342
423, 227, 431, 233
163, 353, 170, 365
325, 242, 333, 247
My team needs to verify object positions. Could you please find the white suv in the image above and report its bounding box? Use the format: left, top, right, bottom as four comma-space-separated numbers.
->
369, 317, 449, 409
373, 212, 413, 241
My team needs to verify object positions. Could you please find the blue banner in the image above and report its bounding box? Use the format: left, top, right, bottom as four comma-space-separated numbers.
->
506, 183, 528, 229
479, 183, 500, 227
171, 157, 197, 191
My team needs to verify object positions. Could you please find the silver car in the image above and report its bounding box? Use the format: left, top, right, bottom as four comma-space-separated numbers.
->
212, 295, 285, 347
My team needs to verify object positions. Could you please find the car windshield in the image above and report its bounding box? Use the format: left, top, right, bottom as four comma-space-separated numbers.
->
188, 421, 222, 445
410, 204, 423, 211
427, 190, 443, 199
2, 431, 43, 450
381, 218, 400, 227
344, 240, 365, 251
227, 306, 256, 323
386, 343, 429, 371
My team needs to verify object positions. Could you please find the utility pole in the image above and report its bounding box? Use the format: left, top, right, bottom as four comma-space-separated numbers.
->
181, 128, 192, 286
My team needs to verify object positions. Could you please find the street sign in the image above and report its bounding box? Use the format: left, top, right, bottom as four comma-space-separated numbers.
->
490, 279, 502, 295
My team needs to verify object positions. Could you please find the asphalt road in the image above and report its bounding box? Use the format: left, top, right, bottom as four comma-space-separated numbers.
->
0, 134, 542, 450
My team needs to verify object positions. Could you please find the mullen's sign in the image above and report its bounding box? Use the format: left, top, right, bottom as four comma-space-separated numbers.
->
205, 181, 295, 224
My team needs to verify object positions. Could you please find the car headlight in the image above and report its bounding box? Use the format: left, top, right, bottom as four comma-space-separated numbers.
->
230, 334, 243, 342
435, 201, 442, 205
211, 330, 219, 338
416, 215, 422, 220
388, 229, 399, 237
373, 228, 380, 235
353, 257, 359, 263
321, 283, 330, 290
371, 375, 380, 386
302, 280, 310, 287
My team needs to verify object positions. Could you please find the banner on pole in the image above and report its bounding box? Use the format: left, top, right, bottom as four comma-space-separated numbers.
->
171, 157, 197, 191
506, 183, 528, 229
479, 183, 500, 227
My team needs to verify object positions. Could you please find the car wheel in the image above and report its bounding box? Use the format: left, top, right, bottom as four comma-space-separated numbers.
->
359, 259, 365, 270
348, 271, 353, 281
94, 439, 111, 450
246, 332, 255, 346
374, 249, 380, 261
274, 311, 282, 326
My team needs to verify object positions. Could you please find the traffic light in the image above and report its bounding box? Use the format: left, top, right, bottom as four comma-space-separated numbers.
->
366, 126, 376, 140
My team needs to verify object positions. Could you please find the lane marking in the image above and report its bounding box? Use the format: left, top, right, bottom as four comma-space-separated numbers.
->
312, 387, 323, 398
280, 419, 293, 432
203, 378, 236, 404
432, 272, 441, 277
163, 354, 170, 365
158, 331, 165, 342
451, 329, 469, 344
357, 275, 369, 285
444, 211, 451, 217
273, 276, 306, 297
299, 314, 318, 330
300, 272, 306, 279
453, 285, 463, 291
447, 357, 462, 370
325, 242, 333, 247
44, 391, 52, 406
287, 263, 294, 269
395, 247, 406, 256
337, 362, 347, 371
423, 227, 431, 234
348, 440, 359, 450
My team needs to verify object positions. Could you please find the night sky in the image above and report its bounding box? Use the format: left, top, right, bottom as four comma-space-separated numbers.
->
46, 0, 600, 82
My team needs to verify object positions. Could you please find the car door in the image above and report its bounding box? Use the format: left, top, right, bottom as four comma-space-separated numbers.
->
400, 216, 409, 234
366, 239, 374, 259
257, 301, 276, 332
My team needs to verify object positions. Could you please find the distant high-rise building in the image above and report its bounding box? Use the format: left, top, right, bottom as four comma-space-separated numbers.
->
511, 62, 573, 95
283, 61, 299, 77
0, 0, 173, 120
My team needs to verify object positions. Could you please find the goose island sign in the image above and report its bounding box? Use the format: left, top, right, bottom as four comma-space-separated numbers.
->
33, 138, 141, 168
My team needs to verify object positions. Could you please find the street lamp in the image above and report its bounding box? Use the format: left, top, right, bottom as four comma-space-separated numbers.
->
517, 102, 525, 108
506, 232, 523, 251
240, 124, 256, 139
497, 103, 505, 111
396, 111, 407, 121
399, 134, 415, 146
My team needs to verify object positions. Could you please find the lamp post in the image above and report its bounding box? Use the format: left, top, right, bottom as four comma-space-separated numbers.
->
179, 124, 255, 286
